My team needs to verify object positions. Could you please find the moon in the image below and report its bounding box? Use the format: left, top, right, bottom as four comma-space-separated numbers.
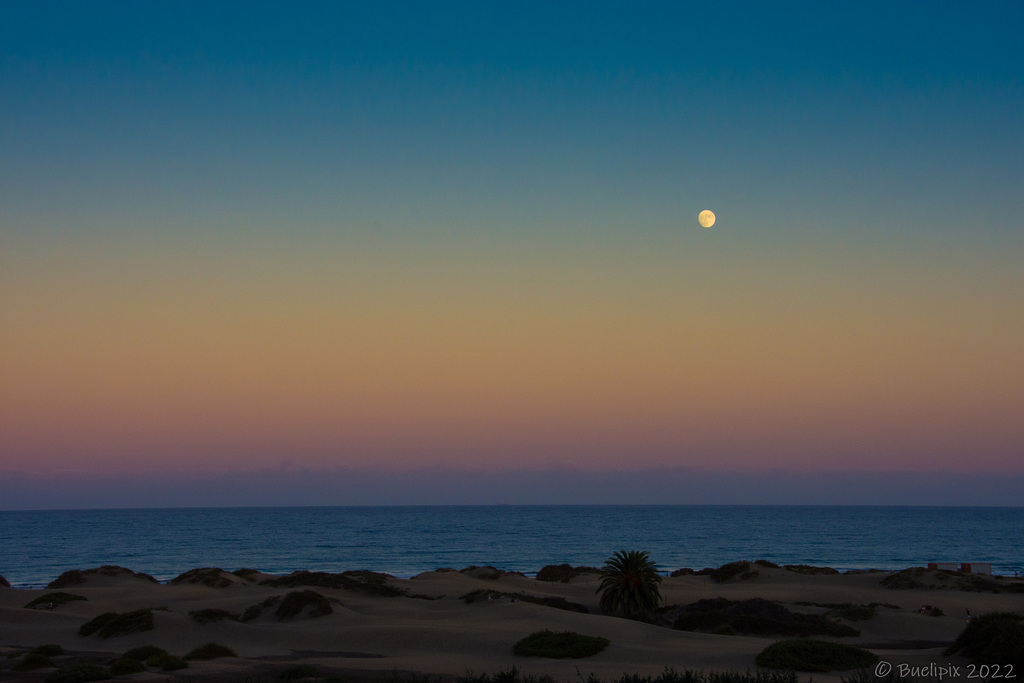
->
698, 210, 716, 228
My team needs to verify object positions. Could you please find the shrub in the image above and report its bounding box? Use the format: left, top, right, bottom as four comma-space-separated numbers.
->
512, 630, 610, 658
43, 664, 112, 683
825, 603, 876, 621
944, 612, 1024, 668
29, 644, 65, 657
146, 652, 188, 670
78, 608, 154, 637
190, 607, 241, 623
233, 567, 260, 580
755, 638, 878, 672
711, 561, 759, 583
14, 653, 54, 671
171, 567, 235, 588
535, 564, 599, 582
184, 642, 238, 660
597, 550, 662, 616
24, 593, 88, 609
47, 565, 158, 589
670, 598, 859, 637
123, 645, 167, 661
279, 663, 320, 679
0, 574, 10, 587
109, 657, 146, 675
784, 565, 839, 575
275, 590, 333, 620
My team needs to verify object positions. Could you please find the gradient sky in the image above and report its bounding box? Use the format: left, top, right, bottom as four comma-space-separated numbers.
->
2, 2, 1022, 507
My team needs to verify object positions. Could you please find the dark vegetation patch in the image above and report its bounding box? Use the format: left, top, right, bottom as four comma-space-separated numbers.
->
123, 645, 167, 661
24, 592, 88, 609
262, 570, 408, 597
78, 608, 155, 638
670, 568, 697, 577
275, 590, 333, 620
512, 630, 609, 658
756, 638, 878, 672
184, 642, 238, 660
457, 667, 800, 683
793, 602, 879, 621
242, 595, 282, 622
535, 564, 600, 582
710, 561, 760, 583
190, 607, 241, 623
109, 657, 146, 675
460, 565, 524, 580
659, 598, 859, 637
919, 605, 945, 617
883, 568, 1024, 593
459, 588, 588, 613
43, 663, 112, 683
944, 612, 1024, 669
784, 565, 839, 575
147, 652, 188, 670
171, 567, 235, 588
232, 567, 261, 580
29, 644, 65, 657
755, 560, 781, 568
0, 575, 9, 587
14, 652, 55, 671
47, 565, 158, 589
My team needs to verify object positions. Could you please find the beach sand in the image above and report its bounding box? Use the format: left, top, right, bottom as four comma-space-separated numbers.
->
2, 563, 1023, 681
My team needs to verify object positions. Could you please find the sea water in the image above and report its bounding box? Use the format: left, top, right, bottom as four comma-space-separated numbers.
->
1, 505, 1021, 588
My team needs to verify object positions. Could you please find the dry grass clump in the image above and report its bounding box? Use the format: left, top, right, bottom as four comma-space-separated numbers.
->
183, 642, 237, 660
756, 638, 878, 672
262, 570, 408, 597
512, 630, 609, 658
664, 598, 860, 637
784, 565, 839, 575
710, 561, 760, 583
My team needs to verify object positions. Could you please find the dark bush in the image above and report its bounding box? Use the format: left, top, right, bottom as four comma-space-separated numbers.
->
233, 567, 260, 580
190, 607, 241, 623
754, 560, 781, 568
43, 664, 112, 683
262, 570, 407, 597
512, 630, 609, 658
241, 595, 281, 622
14, 653, 54, 671
29, 644, 65, 657
184, 642, 238, 660
824, 603, 876, 621
275, 590, 333, 620
710, 562, 759, 583
146, 652, 188, 670
123, 645, 166, 661
784, 565, 839, 575
535, 564, 600, 582
756, 638, 878, 672
25, 593, 88, 609
78, 608, 154, 637
47, 565, 158, 589
944, 612, 1024, 668
171, 567, 235, 588
670, 598, 859, 637
0, 574, 10, 587
109, 657, 146, 675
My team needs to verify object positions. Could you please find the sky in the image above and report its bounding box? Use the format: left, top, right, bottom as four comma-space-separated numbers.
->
1, 2, 1022, 508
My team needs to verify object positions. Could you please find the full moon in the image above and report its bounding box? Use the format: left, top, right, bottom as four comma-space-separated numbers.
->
698, 210, 716, 228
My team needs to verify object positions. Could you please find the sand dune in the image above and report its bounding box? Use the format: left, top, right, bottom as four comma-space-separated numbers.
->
2, 564, 1023, 681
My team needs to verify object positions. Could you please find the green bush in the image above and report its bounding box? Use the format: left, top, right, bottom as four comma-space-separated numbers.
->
755, 638, 878, 672
78, 608, 154, 637
14, 652, 54, 671
512, 630, 610, 658
123, 644, 167, 661
109, 657, 146, 675
24, 593, 88, 609
184, 642, 238, 660
944, 612, 1024, 668
43, 664, 111, 683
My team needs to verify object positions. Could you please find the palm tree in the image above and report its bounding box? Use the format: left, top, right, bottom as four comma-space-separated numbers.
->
596, 549, 662, 616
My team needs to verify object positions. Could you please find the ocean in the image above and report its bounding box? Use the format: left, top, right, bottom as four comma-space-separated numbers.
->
1, 505, 1021, 588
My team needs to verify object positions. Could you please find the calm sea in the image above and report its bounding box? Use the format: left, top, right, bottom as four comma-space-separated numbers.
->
1, 505, 1021, 588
